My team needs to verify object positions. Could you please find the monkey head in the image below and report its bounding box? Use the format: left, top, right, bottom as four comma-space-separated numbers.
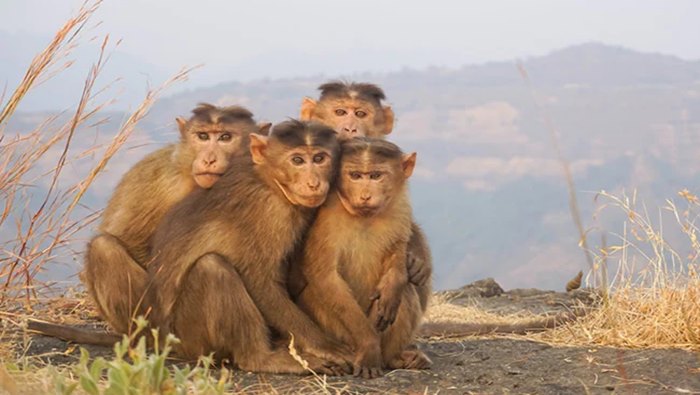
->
336, 138, 416, 217
300, 81, 395, 140
177, 103, 271, 189
250, 120, 340, 208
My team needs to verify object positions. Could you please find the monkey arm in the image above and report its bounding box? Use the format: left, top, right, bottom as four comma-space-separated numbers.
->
241, 268, 351, 366
369, 243, 409, 331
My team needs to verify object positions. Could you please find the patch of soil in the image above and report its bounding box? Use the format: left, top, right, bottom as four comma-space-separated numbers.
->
14, 279, 700, 394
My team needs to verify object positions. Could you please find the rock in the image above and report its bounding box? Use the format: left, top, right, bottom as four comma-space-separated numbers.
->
455, 277, 504, 298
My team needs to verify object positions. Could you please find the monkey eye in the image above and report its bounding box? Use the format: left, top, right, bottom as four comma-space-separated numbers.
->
291, 156, 305, 165
196, 132, 209, 141
218, 133, 232, 141
312, 153, 326, 164
349, 171, 362, 180
369, 171, 383, 180
334, 109, 347, 116
355, 110, 367, 118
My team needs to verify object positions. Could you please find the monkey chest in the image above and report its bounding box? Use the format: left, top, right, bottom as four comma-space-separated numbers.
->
337, 236, 387, 311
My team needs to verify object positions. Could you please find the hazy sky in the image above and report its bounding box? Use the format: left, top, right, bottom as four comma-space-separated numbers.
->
2, 0, 699, 88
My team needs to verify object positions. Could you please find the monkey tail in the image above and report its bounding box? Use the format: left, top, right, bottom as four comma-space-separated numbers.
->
27, 319, 122, 346
418, 308, 587, 338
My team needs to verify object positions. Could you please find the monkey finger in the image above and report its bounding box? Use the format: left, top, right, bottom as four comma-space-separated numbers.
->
370, 367, 383, 379
386, 312, 397, 327
369, 290, 380, 301
376, 316, 388, 332
407, 259, 419, 277
410, 265, 430, 286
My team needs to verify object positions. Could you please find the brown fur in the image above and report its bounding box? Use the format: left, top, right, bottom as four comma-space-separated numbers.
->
292, 138, 431, 378
144, 120, 350, 374
82, 103, 269, 334
299, 81, 433, 313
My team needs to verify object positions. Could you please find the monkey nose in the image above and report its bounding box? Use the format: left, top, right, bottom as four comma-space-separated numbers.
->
202, 154, 217, 166
360, 194, 371, 202
307, 179, 321, 191
343, 127, 358, 134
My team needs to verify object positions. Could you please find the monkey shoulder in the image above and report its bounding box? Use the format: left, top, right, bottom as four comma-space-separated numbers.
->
99, 145, 189, 233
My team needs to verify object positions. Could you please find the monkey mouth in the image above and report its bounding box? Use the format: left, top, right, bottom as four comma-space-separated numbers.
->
293, 193, 328, 207
274, 179, 328, 207
354, 205, 380, 217
194, 172, 224, 189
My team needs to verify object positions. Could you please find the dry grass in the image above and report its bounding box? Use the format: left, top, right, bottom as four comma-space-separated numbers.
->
0, 0, 191, 308
532, 189, 700, 351
425, 292, 546, 328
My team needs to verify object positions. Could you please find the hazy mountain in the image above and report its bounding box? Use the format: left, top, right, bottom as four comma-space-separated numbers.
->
5, 43, 700, 290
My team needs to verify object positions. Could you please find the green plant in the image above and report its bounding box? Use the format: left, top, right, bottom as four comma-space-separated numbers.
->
49, 317, 230, 395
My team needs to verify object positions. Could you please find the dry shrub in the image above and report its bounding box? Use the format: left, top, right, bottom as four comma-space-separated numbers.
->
534, 189, 700, 350
0, 0, 191, 309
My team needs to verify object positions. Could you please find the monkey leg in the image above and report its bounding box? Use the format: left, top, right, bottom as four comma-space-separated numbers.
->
407, 222, 433, 313
83, 233, 148, 334
170, 253, 340, 375
381, 285, 432, 370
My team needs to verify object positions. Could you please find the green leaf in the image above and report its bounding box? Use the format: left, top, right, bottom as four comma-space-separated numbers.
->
79, 374, 100, 395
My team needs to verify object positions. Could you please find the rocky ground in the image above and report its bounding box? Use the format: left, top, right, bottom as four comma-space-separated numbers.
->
15, 279, 700, 394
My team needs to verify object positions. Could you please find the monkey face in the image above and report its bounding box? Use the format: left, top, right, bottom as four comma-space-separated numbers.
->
250, 122, 339, 208
180, 118, 267, 189
337, 161, 398, 217
274, 147, 335, 207
301, 97, 395, 140
337, 146, 417, 218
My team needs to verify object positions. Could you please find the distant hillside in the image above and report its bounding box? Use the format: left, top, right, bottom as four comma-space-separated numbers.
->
6, 43, 700, 290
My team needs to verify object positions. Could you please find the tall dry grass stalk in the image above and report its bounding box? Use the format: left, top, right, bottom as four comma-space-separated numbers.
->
534, 189, 700, 350
0, 0, 191, 308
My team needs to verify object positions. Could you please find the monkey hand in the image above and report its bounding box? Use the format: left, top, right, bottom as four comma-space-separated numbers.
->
352, 340, 383, 379
406, 251, 431, 286
369, 276, 405, 331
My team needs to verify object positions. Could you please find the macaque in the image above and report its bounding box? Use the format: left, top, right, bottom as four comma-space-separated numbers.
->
145, 120, 350, 374
83, 104, 269, 334
294, 137, 432, 378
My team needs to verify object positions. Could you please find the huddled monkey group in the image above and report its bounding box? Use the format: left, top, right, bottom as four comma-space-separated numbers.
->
26, 80, 586, 375
82, 81, 434, 377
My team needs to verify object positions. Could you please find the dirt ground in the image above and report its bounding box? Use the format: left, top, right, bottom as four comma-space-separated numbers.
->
11, 279, 700, 394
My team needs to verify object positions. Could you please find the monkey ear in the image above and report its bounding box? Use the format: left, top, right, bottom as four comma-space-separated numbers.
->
382, 106, 395, 135
257, 122, 272, 136
176, 117, 188, 137
249, 134, 269, 165
300, 97, 317, 121
401, 152, 417, 178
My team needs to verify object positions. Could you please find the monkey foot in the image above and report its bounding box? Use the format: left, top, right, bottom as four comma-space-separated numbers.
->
305, 355, 348, 376
388, 349, 432, 370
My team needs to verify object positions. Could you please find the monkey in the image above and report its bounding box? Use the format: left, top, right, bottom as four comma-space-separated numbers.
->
300, 81, 395, 140
82, 103, 270, 335
143, 120, 352, 374
292, 137, 431, 379
299, 81, 433, 313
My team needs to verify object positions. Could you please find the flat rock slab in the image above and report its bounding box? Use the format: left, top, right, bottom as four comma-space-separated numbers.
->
24, 335, 700, 394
